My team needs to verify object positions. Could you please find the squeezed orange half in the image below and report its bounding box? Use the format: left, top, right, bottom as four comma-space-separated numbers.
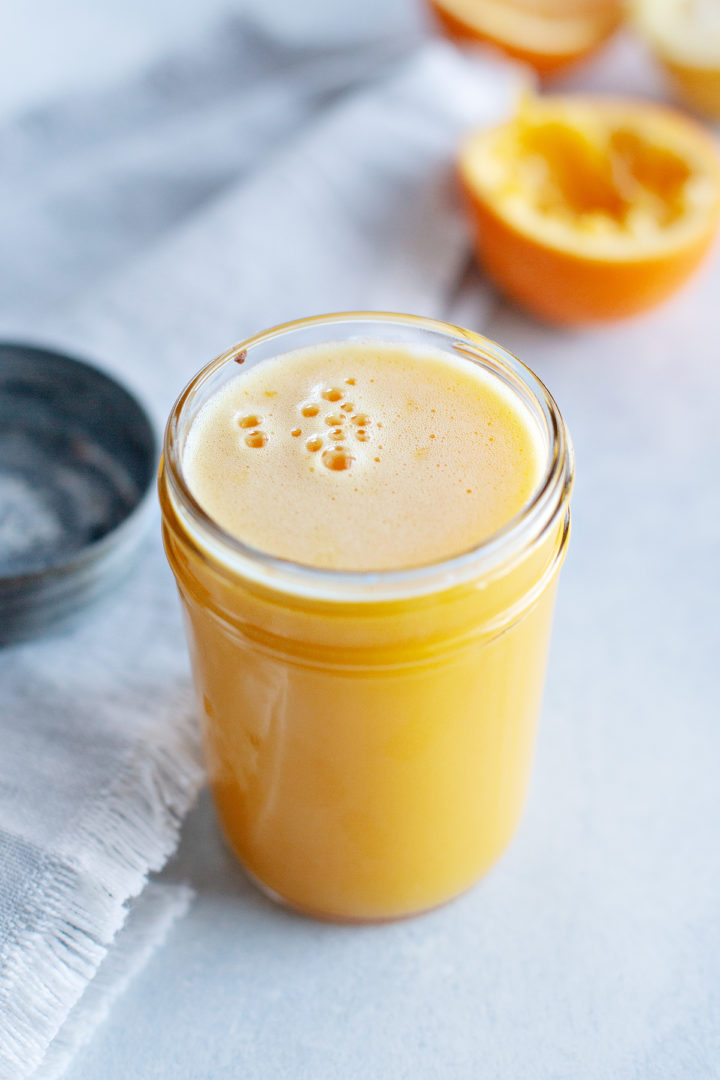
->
633, 0, 720, 121
459, 95, 720, 324
429, 0, 622, 76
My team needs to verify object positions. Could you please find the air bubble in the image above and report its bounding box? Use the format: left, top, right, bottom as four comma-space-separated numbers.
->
351, 413, 369, 427
291, 428, 302, 437
330, 427, 344, 440
321, 447, 354, 471
355, 429, 369, 442
245, 431, 267, 449
325, 414, 344, 427
306, 435, 323, 452
346, 378, 356, 386
238, 414, 262, 429
322, 387, 343, 402
301, 403, 319, 418
341, 402, 354, 413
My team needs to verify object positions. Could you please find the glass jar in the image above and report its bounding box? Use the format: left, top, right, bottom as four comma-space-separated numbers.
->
159, 313, 573, 922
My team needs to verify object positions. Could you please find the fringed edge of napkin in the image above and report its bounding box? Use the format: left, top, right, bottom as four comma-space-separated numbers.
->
38, 882, 195, 1080
0, 702, 204, 1080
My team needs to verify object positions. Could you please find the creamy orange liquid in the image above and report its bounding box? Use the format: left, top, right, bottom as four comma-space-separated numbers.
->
163, 337, 568, 921
183, 341, 543, 571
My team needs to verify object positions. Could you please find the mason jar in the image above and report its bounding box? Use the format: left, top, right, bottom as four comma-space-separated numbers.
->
159, 313, 573, 922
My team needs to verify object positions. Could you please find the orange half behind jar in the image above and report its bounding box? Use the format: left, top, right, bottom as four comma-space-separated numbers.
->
458, 95, 720, 325
429, 0, 623, 77
633, 0, 720, 121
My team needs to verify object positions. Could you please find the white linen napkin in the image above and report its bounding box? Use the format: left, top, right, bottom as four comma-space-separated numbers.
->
0, 22, 522, 1079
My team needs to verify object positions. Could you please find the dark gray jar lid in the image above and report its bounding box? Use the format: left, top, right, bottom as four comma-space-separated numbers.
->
0, 343, 157, 645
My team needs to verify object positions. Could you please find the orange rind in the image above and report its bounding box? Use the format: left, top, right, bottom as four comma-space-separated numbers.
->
458, 95, 720, 325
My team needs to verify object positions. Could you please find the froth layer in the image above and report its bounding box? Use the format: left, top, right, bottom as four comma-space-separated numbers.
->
183, 340, 544, 571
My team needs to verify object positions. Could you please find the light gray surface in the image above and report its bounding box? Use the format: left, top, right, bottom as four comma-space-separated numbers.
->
4, 1, 720, 1077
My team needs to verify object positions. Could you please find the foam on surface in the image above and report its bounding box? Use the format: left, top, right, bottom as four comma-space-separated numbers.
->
183, 340, 544, 571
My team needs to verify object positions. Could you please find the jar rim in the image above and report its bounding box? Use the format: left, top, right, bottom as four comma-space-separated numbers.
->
161, 311, 573, 603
